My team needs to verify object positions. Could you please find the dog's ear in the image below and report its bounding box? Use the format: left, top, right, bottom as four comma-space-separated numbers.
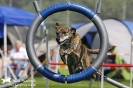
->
55, 23, 59, 26
55, 23, 59, 30
71, 27, 76, 34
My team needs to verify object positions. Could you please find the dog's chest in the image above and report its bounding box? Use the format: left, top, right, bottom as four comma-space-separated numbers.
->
65, 51, 79, 65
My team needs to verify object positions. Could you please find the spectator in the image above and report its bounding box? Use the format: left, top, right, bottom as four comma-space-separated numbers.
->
7, 40, 28, 79
104, 56, 114, 76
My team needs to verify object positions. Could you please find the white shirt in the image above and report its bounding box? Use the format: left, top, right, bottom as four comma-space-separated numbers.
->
10, 47, 28, 64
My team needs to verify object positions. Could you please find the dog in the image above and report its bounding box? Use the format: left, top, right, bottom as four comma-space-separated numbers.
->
1, 78, 11, 84
55, 23, 115, 78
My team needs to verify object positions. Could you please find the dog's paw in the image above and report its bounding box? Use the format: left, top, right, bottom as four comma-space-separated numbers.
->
66, 48, 73, 54
75, 66, 83, 73
91, 74, 97, 79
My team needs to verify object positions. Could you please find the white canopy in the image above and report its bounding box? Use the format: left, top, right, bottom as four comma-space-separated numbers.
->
76, 19, 132, 64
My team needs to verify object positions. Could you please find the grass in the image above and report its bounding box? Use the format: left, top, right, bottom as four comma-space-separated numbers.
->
0, 77, 132, 88
0, 68, 132, 88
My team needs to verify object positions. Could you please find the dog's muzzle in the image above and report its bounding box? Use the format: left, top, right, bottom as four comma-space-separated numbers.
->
56, 38, 70, 45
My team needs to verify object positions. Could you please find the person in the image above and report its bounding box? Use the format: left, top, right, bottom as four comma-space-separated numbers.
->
104, 56, 114, 76
7, 40, 28, 79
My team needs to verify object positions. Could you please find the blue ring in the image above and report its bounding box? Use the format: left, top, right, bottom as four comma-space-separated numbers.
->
67, 66, 96, 83
40, 2, 96, 20
37, 2, 97, 83
37, 65, 66, 83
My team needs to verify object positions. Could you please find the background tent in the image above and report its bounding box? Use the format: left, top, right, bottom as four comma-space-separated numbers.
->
0, 6, 58, 78
72, 18, 133, 64
91, 19, 133, 64
0, 5, 59, 55
0, 5, 58, 56
72, 18, 133, 80
1, 25, 42, 50
0, 5, 35, 26
0, 5, 36, 52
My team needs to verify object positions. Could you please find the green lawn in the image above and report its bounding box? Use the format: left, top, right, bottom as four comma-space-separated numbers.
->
0, 68, 132, 88
0, 77, 132, 88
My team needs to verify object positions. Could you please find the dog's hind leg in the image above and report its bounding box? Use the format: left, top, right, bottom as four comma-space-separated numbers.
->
82, 56, 96, 79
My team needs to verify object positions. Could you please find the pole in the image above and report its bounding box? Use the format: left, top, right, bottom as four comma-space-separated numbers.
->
0, 49, 3, 78
33, 1, 47, 88
45, 29, 49, 88
98, 70, 130, 88
39, 0, 42, 37
95, 0, 99, 11
88, 79, 93, 88
105, 77, 130, 88
4, 23, 7, 78
122, 0, 127, 19
9, 0, 12, 6
33, 1, 49, 88
101, 67, 104, 88
66, 0, 70, 25
39, 0, 42, 11
130, 38, 133, 88
55, 47, 60, 73
31, 66, 34, 88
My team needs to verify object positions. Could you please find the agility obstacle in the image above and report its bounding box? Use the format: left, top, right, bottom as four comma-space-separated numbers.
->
26, 1, 108, 83
0, 1, 132, 88
25, 1, 131, 88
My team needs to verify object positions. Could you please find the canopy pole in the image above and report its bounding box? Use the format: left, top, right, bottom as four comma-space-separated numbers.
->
4, 23, 7, 78
130, 38, 133, 88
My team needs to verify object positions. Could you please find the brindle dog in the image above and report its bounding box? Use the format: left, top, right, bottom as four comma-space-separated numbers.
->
55, 23, 115, 78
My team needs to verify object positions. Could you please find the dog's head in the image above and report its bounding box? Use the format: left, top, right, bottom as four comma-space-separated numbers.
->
55, 23, 76, 45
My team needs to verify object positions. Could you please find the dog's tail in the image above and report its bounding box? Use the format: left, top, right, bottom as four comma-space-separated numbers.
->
87, 46, 116, 54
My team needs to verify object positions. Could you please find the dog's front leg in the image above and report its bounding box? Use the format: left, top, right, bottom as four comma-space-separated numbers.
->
66, 48, 73, 54
60, 54, 67, 64
60, 48, 67, 64
71, 41, 79, 50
